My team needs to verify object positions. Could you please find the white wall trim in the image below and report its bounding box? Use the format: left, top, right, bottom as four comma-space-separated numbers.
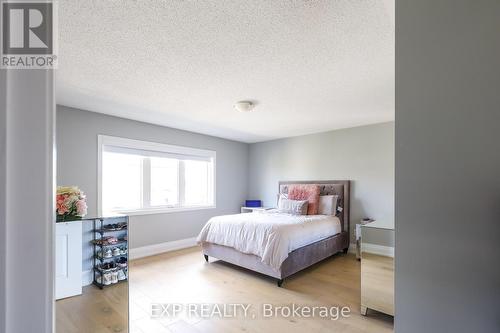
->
3, 70, 55, 332
130, 239, 394, 260
362, 242, 394, 257
97, 134, 217, 216
98, 135, 217, 158
97, 135, 103, 217
82, 270, 93, 287
118, 205, 216, 216
349, 242, 394, 257
130, 237, 197, 260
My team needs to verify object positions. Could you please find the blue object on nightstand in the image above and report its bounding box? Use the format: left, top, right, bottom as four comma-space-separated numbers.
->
245, 200, 262, 208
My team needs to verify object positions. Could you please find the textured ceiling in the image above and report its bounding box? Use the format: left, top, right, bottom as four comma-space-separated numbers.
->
57, 1, 394, 143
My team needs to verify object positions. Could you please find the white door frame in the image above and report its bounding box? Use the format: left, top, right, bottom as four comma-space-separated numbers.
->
1, 69, 55, 332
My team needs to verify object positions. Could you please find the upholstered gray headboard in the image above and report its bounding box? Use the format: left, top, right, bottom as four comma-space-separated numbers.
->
278, 180, 350, 232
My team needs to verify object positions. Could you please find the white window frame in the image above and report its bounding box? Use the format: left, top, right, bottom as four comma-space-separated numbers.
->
98, 135, 216, 216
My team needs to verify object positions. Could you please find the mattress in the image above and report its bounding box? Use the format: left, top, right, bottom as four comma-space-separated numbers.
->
196, 211, 341, 270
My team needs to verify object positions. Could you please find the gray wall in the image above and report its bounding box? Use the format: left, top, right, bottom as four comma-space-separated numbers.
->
57, 106, 248, 269
1, 70, 55, 333
248, 122, 394, 242
362, 227, 394, 248
57, 107, 394, 269
396, 1, 500, 332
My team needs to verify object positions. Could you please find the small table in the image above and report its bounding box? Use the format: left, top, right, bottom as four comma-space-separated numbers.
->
240, 207, 272, 213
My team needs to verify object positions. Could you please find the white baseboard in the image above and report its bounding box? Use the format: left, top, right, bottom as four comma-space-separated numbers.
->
82, 269, 93, 287
129, 237, 197, 260
362, 243, 394, 257
81, 237, 198, 286
348, 242, 394, 257
129, 238, 392, 262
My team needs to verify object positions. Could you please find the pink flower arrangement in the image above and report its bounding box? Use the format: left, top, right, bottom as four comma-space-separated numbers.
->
56, 186, 88, 220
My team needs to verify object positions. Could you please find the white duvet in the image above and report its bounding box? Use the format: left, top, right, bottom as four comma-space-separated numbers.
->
196, 211, 341, 270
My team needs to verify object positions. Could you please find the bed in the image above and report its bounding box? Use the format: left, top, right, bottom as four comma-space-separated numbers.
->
197, 180, 350, 287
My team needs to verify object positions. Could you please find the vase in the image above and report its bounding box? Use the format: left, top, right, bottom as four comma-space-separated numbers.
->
56, 214, 83, 222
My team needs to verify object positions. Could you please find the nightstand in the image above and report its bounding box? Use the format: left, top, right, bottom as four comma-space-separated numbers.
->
356, 219, 374, 260
360, 221, 395, 317
240, 207, 272, 213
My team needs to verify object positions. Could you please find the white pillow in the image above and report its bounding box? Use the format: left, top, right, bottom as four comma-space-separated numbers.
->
318, 195, 339, 215
277, 196, 308, 215
276, 193, 288, 206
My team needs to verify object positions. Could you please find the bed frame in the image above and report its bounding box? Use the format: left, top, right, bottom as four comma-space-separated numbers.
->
201, 180, 350, 287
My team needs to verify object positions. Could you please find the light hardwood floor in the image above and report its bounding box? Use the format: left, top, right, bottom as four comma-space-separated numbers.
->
129, 247, 393, 333
56, 281, 128, 333
57, 247, 393, 333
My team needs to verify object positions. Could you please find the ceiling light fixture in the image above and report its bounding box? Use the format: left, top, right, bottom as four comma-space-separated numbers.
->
234, 101, 255, 113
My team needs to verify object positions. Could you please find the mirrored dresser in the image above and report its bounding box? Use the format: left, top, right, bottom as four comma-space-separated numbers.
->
360, 220, 395, 317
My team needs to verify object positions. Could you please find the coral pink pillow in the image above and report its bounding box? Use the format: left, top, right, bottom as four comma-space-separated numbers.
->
288, 184, 321, 215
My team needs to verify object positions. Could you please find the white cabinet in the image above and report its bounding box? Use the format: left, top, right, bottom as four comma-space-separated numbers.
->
55, 222, 82, 300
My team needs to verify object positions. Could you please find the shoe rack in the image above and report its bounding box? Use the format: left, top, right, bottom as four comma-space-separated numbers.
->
91, 216, 129, 289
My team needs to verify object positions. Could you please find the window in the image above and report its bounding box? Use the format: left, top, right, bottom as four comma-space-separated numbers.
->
99, 135, 215, 215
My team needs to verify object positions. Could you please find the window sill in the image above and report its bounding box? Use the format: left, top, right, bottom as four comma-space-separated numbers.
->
112, 205, 216, 216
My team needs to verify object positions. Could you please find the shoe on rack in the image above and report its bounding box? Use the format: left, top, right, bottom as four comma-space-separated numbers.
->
112, 247, 121, 257
104, 248, 113, 258
117, 269, 127, 281
102, 272, 113, 285
99, 262, 116, 271
116, 257, 128, 268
